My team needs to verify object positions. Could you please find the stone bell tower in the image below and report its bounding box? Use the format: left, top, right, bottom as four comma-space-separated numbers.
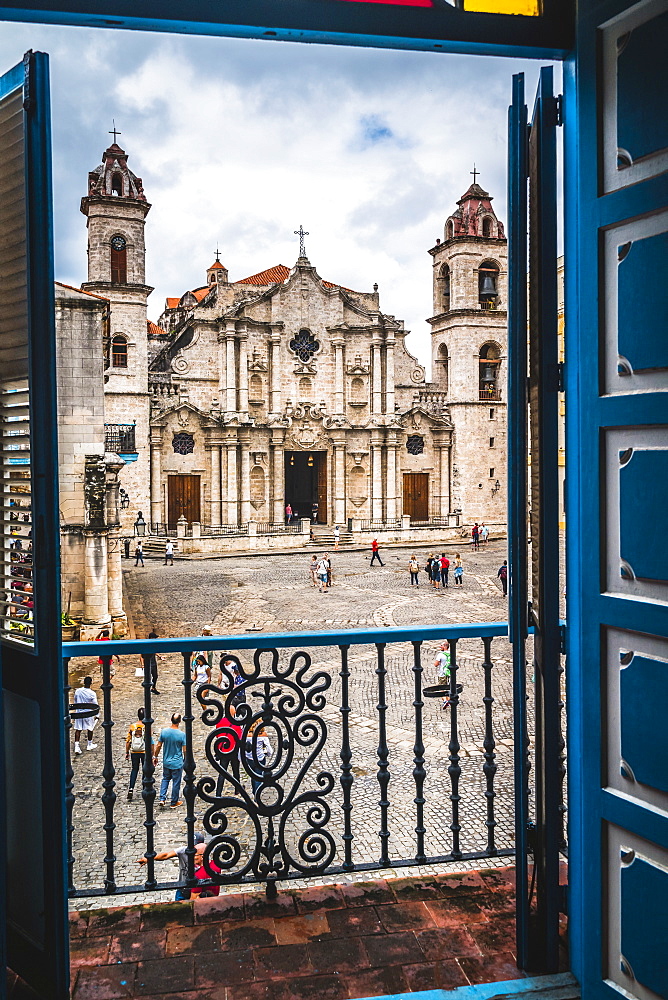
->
81, 136, 153, 532
427, 173, 508, 524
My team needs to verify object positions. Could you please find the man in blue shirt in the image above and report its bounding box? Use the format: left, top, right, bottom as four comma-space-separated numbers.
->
153, 713, 187, 808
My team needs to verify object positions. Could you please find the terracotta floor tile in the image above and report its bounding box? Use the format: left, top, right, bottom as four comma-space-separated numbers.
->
339, 880, 395, 908
73, 964, 136, 1000
436, 871, 487, 894
326, 907, 382, 938
342, 964, 409, 1000
70, 935, 112, 969
219, 917, 277, 951
226, 982, 294, 1000
308, 936, 369, 975
108, 930, 166, 965
87, 908, 141, 936
69, 911, 90, 939
246, 891, 297, 920
139, 900, 193, 931
253, 943, 312, 980
415, 926, 482, 960
134, 957, 195, 995
275, 913, 331, 944
425, 897, 489, 927
402, 959, 470, 991
375, 901, 436, 933
165, 924, 221, 956
281, 974, 348, 1000
390, 877, 443, 902
122, 994, 203, 1000
469, 915, 516, 954
362, 931, 425, 968
479, 892, 516, 917
294, 885, 346, 914
195, 950, 257, 987
478, 869, 515, 892
458, 952, 524, 984
194, 892, 246, 924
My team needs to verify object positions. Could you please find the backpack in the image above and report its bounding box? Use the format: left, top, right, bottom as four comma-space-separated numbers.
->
499, 565, 507, 580
130, 724, 145, 753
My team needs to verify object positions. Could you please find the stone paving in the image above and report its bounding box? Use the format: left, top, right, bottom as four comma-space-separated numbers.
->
67, 540, 549, 911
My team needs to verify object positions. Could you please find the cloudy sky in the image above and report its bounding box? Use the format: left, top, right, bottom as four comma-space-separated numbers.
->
1, 23, 552, 367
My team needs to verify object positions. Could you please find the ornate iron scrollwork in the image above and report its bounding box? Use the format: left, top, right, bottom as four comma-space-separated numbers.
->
195, 648, 334, 893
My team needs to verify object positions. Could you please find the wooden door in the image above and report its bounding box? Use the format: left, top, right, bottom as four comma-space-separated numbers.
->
316, 452, 327, 524
403, 473, 428, 522
168, 474, 200, 528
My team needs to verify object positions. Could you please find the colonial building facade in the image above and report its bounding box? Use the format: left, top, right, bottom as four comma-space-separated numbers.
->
72, 140, 507, 547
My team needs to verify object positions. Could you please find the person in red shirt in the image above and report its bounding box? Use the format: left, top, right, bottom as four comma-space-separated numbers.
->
370, 538, 384, 567
440, 553, 450, 588
215, 705, 243, 797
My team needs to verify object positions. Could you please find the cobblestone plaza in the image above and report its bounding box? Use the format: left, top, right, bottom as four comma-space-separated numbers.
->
68, 539, 534, 909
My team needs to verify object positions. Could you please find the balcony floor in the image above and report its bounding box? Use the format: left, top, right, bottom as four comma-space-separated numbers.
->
64, 866, 568, 1000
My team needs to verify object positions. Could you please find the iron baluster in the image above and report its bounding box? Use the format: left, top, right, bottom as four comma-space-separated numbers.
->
481, 636, 498, 855
141, 653, 157, 889
100, 654, 117, 893
557, 657, 567, 852
412, 640, 426, 862
64, 657, 76, 893
375, 642, 390, 866
447, 639, 462, 860
338, 644, 354, 871
182, 651, 197, 889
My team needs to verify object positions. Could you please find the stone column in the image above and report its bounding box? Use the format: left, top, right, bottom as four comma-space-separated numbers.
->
83, 530, 110, 624
270, 332, 282, 413
333, 438, 346, 524
226, 439, 238, 525
371, 339, 382, 415
371, 432, 383, 520
271, 431, 285, 523
332, 338, 345, 412
440, 444, 451, 517
107, 533, 124, 620
217, 334, 226, 402
238, 329, 249, 413
239, 431, 251, 524
385, 435, 398, 521
209, 445, 222, 526
149, 430, 162, 527
226, 334, 237, 412
384, 337, 395, 415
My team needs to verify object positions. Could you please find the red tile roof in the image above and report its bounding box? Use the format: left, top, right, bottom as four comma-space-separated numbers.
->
208, 260, 225, 270
192, 286, 212, 302
165, 297, 180, 309
236, 264, 290, 286
55, 281, 109, 302
147, 320, 163, 337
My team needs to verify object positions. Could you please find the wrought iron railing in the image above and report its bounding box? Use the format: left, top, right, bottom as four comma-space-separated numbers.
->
410, 515, 461, 527
63, 622, 531, 901
202, 523, 250, 536
256, 521, 302, 534
359, 518, 402, 531
479, 388, 502, 401
104, 423, 136, 454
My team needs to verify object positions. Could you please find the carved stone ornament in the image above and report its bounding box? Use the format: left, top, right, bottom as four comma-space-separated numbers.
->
349, 451, 368, 466
410, 366, 426, 384
411, 412, 422, 430
293, 361, 318, 375
346, 356, 370, 375
172, 350, 189, 374
248, 352, 268, 373
177, 408, 191, 428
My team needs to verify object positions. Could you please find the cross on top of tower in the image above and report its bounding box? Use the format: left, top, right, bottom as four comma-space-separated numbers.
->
470, 164, 480, 185
294, 224, 309, 258
215, 244, 221, 263
109, 120, 122, 145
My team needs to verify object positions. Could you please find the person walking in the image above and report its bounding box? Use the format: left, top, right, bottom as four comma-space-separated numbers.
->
309, 554, 318, 587
139, 631, 162, 694
192, 654, 211, 699
324, 551, 333, 588
440, 553, 450, 588
244, 721, 273, 796
215, 704, 243, 797
425, 553, 434, 583
433, 641, 452, 709
334, 525, 340, 551
125, 707, 152, 801
154, 713, 187, 808
481, 523, 489, 544
370, 538, 384, 567
497, 560, 508, 596
408, 554, 420, 587
472, 523, 480, 551
316, 554, 329, 593
138, 832, 207, 900
72, 676, 98, 753
164, 539, 174, 565
453, 553, 464, 586
285, 503, 292, 524
430, 556, 441, 590
134, 540, 144, 567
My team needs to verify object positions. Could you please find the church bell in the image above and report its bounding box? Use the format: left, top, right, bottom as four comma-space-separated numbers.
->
479, 273, 497, 298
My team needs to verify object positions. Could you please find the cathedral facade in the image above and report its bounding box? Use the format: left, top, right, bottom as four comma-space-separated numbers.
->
75, 140, 507, 545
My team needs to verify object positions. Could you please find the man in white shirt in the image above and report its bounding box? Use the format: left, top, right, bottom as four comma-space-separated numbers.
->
72, 676, 99, 753
164, 539, 174, 565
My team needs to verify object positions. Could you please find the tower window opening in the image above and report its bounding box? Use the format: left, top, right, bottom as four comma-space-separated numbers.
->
490, 436, 495, 447
110, 243, 127, 284
111, 173, 123, 196
490, 468, 495, 478
437, 343, 449, 393
479, 343, 501, 400
482, 216, 493, 238
440, 264, 450, 312
478, 260, 499, 309
111, 335, 128, 368
489, 408, 495, 419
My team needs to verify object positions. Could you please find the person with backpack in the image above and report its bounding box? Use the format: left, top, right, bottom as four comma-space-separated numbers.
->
497, 560, 508, 596
316, 555, 329, 593
472, 523, 480, 550
125, 707, 153, 801
408, 554, 420, 587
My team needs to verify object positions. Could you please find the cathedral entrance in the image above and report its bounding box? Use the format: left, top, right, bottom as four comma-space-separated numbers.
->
403, 473, 429, 522
167, 474, 201, 529
284, 451, 327, 523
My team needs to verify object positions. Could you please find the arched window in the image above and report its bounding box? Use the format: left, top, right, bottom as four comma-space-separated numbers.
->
478, 260, 499, 309
440, 264, 451, 312
479, 342, 501, 400
249, 374, 263, 401
111, 335, 128, 368
250, 466, 266, 508
299, 376, 313, 400
350, 377, 366, 403
111, 173, 123, 196
110, 235, 127, 283
482, 216, 494, 238
437, 343, 449, 393
446, 220, 454, 240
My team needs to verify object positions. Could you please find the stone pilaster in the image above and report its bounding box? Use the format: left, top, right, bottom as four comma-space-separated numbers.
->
385, 432, 398, 520
226, 438, 238, 525
370, 431, 384, 520
271, 429, 285, 523
371, 339, 382, 415
332, 437, 346, 524
239, 430, 251, 524
107, 532, 124, 621
385, 337, 395, 415
209, 444, 222, 526
226, 334, 236, 412
83, 530, 110, 625
332, 337, 345, 413
149, 429, 162, 527
238, 329, 249, 413
270, 332, 282, 413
